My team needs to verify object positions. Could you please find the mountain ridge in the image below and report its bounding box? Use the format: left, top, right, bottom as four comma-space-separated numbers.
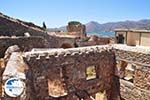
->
48, 19, 150, 33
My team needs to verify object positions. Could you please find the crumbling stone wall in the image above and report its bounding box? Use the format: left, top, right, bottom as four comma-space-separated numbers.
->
0, 12, 111, 51
113, 45, 150, 100
55, 37, 76, 48
114, 48, 150, 66
0, 59, 5, 99
0, 37, 49, 58
120, 79, 150, 100
76, 36, 110, 47
2, 52, 28, 100
67, 21, 86, 38
0, 12, 149, 100
23, 46, 119, 100
0, 12, 45, 36
0, 13, 78, 50
2, 44, 150, 100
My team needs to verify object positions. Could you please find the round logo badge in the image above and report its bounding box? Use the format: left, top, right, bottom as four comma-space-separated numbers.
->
4, 78, 25, 97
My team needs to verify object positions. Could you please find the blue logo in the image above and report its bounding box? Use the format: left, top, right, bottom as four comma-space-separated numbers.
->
4, 78, 25, 97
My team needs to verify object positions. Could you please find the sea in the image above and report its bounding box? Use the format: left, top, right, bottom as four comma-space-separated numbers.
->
87, 31, 115, 37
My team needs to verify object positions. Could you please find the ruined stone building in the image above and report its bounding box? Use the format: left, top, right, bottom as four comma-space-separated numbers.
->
115, 29, 150, 46
67, 21, 86, 38
2, 45, 120, 100
2, 44, 150, 100
0, 12, 150, 100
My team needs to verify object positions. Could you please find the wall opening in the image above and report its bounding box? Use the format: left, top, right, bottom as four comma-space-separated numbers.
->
124, 63, 135, 83
96, 91, 106, 100
86, 66, 96, 80
116, 60, 135, 83
116, 34, 125, 44
60, 43, 73, 49
48, 79, 67, 98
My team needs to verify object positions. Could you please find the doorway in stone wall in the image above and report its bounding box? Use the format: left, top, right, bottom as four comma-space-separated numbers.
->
61, 43, 73, 49
117, 34, 125, 44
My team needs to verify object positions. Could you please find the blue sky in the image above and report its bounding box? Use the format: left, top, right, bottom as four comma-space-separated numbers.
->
1, 0, 150, 27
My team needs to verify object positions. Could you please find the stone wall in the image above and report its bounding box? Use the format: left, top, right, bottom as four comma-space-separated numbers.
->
113, 44, 150, 100
67, 21, 86, 38
1, 44, 150, 100
54, 36, 76, 48
0, 12, 45, 36
0, 13, 77, 49
0, 36, 49, 58
0, 12, 112, 52
114, 48, 150, 66
77, 36, 110, 47
2, 53, 27, 99
120, 79, 150, 100
134, 66, 150, 93
0, 59, 5, 99
23, 45, 119, 100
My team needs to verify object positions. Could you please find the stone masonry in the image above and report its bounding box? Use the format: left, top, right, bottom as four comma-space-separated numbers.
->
0, 12, 45, 36
113, 44, 150, 100
1, 12, 150, 100
0, 36, 49, 58
67, 21, 86, 38
23, 45, 119, 100
2, 44, 150, 100
0, 12, 77, 49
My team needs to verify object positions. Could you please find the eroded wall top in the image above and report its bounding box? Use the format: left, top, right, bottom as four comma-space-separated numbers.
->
23, 45, 117, 99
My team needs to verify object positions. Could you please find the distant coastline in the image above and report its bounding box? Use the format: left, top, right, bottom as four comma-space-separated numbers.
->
87, 31, 115, 37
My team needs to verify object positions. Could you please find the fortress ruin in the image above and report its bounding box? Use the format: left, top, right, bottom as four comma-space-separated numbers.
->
0, 12, 150, 100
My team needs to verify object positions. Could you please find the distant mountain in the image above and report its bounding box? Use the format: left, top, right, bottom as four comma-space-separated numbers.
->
48, 19, 150, 33
86, 21, 101, 32
86, 19, 150, 32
